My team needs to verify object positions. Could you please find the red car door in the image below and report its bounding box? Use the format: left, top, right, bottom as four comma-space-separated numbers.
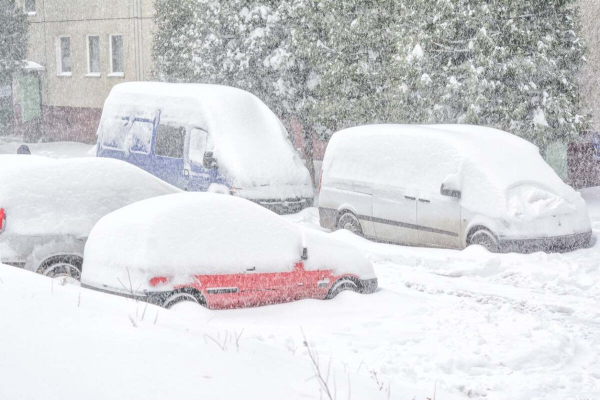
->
291, 262, 333, 300
238, 264, 302, 307
194, 273, 242, 309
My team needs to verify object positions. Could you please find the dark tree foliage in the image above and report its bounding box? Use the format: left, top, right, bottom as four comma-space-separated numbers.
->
0, 0, 27, 84
154, 0, 587, 150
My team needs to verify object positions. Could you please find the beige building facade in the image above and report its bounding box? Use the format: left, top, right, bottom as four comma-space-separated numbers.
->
15, 0, 155, 142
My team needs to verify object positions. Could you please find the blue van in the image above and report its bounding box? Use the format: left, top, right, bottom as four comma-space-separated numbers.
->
96, 82, 314, 214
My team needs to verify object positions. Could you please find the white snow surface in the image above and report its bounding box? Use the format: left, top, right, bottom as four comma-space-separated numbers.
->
0, 155, 179, 236
0, 139, 94, 158
0, 264, 415, 400
323, 124, 583, 220
100, 82, 313, 192
82, 193, 374, 294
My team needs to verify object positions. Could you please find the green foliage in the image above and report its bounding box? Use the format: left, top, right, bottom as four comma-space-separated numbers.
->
154, 0, 587, 147
0, 0, 28, 84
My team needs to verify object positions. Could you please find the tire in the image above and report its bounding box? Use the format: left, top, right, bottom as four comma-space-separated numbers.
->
38, 255, 82, 282
326, 279, 359, 300
163, 290, 205, 309
337, 212, 363, 236
469, 229, 500, 253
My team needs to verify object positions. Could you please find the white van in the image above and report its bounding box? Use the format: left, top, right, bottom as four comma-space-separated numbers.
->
318, 124, 592, 253
96, 82, 314, 214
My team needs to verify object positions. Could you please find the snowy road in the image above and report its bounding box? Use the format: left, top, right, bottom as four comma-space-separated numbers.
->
1, 142, 600, 398
175, 194, 600, 400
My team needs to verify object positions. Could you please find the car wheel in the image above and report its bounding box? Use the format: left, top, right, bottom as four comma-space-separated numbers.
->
469, 229, 500, 253
337, 212, 363, 236
38, 255, 82, 283
163, 290, 205, 309
326, 279, 359, 299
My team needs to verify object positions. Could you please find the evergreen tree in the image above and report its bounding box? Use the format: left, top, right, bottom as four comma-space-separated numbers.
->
0, 0, 27, 84
154, 0, 587, 154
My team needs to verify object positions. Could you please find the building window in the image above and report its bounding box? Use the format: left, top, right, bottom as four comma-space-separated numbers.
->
87, 36, 100, 76
57, 36, 72, 76
109, 34, 124, 76
24, 0, 35, 14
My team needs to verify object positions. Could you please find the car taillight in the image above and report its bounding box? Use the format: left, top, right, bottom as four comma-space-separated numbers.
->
0, 208, 5, 233
149, 276, 169, 287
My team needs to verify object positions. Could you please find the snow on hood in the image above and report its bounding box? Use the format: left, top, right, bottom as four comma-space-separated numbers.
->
0, 155, 180, 237
323, 124, 580, 219
102, 83, 312, 190
82, 193, 374, 293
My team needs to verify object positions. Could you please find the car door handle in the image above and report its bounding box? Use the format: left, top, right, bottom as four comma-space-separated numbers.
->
405, 196, 416, 200
246, 267, 256, 272
418, 199, 430, 203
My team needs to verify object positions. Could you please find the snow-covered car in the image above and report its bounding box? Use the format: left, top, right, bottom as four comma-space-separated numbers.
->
0, 155, 180, 279
318, 124, 592, 253
96, 82, 314, 214
81, 193, 377, 309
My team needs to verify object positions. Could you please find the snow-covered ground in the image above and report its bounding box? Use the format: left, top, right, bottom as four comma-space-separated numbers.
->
0, 136, 95, 158
1, 141, 600, 399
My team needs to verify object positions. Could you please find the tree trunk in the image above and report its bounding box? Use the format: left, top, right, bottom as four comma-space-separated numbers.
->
303, 129, 316, 187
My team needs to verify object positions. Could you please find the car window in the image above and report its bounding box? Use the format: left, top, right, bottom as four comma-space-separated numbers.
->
101, 117, 129, 150
189, 128, 208, 164
129, 120, 153, 154
155, 124, 185, 158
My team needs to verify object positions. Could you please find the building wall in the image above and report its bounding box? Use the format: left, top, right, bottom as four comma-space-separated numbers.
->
579, 0, 600, 131
15, 0, 155, 142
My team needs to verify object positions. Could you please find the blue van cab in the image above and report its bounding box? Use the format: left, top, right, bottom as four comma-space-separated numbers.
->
96, 82, 314, 214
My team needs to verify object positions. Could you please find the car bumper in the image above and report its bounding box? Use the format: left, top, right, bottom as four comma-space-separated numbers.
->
81, 282, 154, 302
254, 197, 314, 215
359, 278, 378, 294
498, 230, 592, 253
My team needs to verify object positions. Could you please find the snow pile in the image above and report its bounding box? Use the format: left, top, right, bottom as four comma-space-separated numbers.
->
322, 124, 584, 220
100, 82, 313, 193
0, 263, 400, 400
0, 155, 179, 237
0, 141, 94, 158
506, 184, 577, 221
83, 193, 374, 294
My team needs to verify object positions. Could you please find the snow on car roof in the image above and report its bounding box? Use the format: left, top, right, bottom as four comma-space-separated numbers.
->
102, 82, 311, 188
82, 192, 374, 294
325, 124, 574, 217
82, 192, 305, 291
0, 155, 179, 237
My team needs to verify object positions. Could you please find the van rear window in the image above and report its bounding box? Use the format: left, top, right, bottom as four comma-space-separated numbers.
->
155, 124, 185, 158
101, 117, 129, 150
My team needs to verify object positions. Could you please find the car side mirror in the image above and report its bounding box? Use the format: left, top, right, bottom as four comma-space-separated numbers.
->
203, 151, 218, 169
440, 183, 461, 199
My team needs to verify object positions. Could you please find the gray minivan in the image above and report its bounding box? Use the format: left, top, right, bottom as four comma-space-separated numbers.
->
318, 124, 591, 253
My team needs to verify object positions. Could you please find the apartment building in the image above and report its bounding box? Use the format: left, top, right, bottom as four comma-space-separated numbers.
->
14, 0, 155, 142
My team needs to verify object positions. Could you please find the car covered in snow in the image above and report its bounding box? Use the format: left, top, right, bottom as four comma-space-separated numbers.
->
0, 155, 180, 279
81, 193, 377, 309
318, 124, 592, 253
96, 82, 314, 214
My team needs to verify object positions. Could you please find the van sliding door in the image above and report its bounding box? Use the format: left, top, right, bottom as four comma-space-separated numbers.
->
372, 184, 419, 245
416, 194, 461, 249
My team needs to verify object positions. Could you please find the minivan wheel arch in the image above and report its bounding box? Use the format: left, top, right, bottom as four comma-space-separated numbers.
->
467, 226, 500, 252
336, 210, 363, 236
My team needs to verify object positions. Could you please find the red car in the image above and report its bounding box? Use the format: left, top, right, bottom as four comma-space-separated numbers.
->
81, 193, 377, 309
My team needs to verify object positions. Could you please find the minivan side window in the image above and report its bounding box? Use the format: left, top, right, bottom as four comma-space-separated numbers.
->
129, 120, 153, 154
102, 117, 129, 150
155, 124, 185, 158
189, 128, 209, 165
